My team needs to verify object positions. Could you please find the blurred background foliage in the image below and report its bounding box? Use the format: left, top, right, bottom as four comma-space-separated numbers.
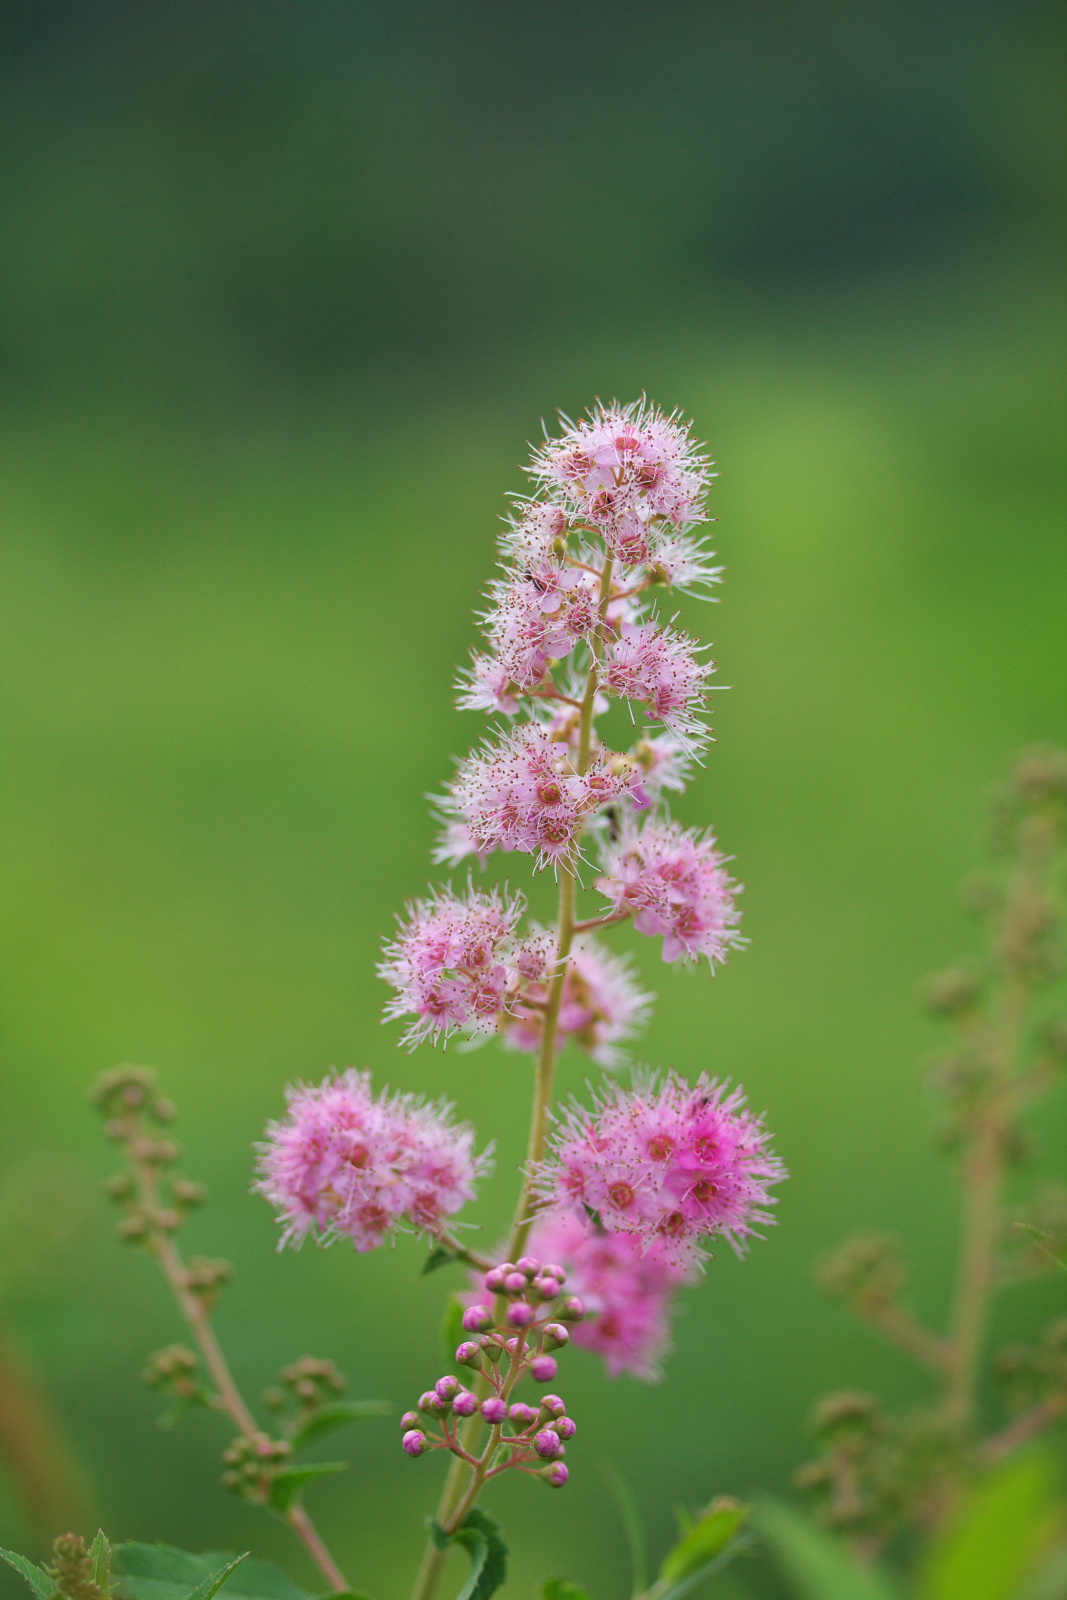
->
0, 1, 1065, 1596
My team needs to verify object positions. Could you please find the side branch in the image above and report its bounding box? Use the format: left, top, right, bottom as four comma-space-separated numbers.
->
980, 1391, 1067, 1466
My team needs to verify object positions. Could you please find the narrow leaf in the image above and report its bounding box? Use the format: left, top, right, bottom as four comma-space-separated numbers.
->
542, 1582, 591, 1600
289, 1400, 391, 1453
269, 1463, 347, 1513
0, 1551, 57, 1600
755, 1502, 903, 1600
90, 1533, 111, 1598
603, 1463, 648, 1595
920, 1450, 1063, 1600
185, 1556, 250, 1600
420, 1244, 460, 1277
658, 1499, 749, 1584
441, 1294, 468, 1369
431, 1509, 508, 1600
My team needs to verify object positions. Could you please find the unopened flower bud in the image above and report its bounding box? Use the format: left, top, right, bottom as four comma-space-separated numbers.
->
152, 1098, 177, 1122
481, 1397, 508, 1424
484, 1266, 509, 1293
531, 1355, 558, 1382
506, 1302, 534, 1328
435, 1375, 462, 1401
117, 1215, 148, 1241
452, 1390, 479, 1417
504, 1271, 528, 1295
516, 1256, 540, 1276
508, 1402, 538, 1429
555, 1415, 576, 1439
533, 1276, 561, 1301
482, 1339, 504, 1363
455, 1341, 483, 1368
541, 1263, 567, 1283
400, 1410, 421, 1429
172, 1179, 206, 1207
558, 1296, 585, 1322
462, 1305, 494, 1333
418, 1390, 439, 1414
157, 1208, 182, 1232
538, 1394, 566, 1419
534, 1428, 563, 1459
105, 1173, 134, 1201
402, 1429, 428, 1457
541, 1322, 569, 1350
542, 1461, 569, 1487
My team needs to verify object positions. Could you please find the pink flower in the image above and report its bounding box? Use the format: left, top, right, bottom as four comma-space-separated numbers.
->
435, 723, 639, 870
648, 532, 722, 594
630, 735, 693, 798
477, 563, 601, 692
502, 935, 652, 1067
379, 884, 525, 1046
597, 817, 742, 964
528, 1209, 692, 1380
601, 622, 711, 747
256, 1070, 490, 1251
457, 654, 522, 716
534, 1071, 785, 1270
528, 401, 712, 566
500, 499, 569, 565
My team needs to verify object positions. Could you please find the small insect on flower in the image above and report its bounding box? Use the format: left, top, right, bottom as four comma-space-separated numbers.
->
534, 1070, 786, 1270
255, 1069, 491, 1251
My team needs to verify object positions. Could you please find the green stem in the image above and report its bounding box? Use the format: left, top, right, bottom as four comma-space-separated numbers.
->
409, 555, 614, 1600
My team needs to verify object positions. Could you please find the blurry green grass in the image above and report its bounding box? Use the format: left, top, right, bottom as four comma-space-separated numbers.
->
1, 285, 1065, 1597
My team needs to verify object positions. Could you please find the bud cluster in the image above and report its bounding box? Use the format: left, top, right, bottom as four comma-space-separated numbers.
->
400, 1255, 583, 1489
263, 1355, 347, 1425
94, 1067, 209, 1250
221, 1431, 293, 1502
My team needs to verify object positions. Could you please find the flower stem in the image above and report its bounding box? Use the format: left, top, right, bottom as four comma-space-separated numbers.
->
410, 554, 614, 1600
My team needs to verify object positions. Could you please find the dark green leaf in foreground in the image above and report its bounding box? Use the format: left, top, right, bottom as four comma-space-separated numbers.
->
89, 1533, 111, 1599
269, 1462, 348, 1512
430, 1509, 509, 1600
918, 1449, 1063, 1600
0, 1550, 57, 1600
289, 1400, 391, 1452
421, 1243, 461, 1277
112, 1545, 309, 1600
658, 1498, 750, 1586
755, 1503, 903, 1600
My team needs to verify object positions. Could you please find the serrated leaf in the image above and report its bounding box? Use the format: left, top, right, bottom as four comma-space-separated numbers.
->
185, 1556, 249, 1600
289, 1400, 391, 1452
268, 1462, 347, 1513
441, 1294, 468, 1369
920, 1450, 1063, 1600
113, 1545, 311, 1600
430, 1509, 508, 1600
603, 1463, 648, 1595
755, 1503, 903, 1600
421, 1244, 460, 1277
542, 1582, 591, 1600
90, 1533, 111, 1598
658, 1499, 749, 1585
0, 1550, 57, 1600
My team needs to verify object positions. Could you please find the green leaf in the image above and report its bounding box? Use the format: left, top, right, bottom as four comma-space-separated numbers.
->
268, 1462, 348, 1513
920, 1450, 1063, 1600
542, 1583, 591, 1600
421, 1244, 461, 1276
430, 1509, 508, 1600
289, 1400, 391, 1452
112, 1545, 311, 1600
658, 1499, 750, 1585
441, 1294, 468, 1369
89, 1533, 111, 1599
185, 1557, 249, 1600
0, 1550, 57, 1600
755, 1502, 903, 1600
603, 1464, 648, 1596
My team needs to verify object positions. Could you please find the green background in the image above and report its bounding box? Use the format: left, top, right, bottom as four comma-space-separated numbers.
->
1, 3, 1065, 1596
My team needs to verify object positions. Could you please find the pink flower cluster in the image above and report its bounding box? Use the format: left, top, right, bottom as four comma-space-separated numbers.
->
256, 1070, 489, 1251
535, 1071, 785, 1270
601, 622, 711, 748
379, 885, 527, 1047
597, 817, 742, 964
436, 722, 642, 869
501, 935, 653, 1068
529, 401, 711, 566
529, 1210, 692, 1380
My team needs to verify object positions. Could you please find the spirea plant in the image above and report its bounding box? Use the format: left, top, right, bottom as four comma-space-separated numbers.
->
0, 402, 781, 1600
